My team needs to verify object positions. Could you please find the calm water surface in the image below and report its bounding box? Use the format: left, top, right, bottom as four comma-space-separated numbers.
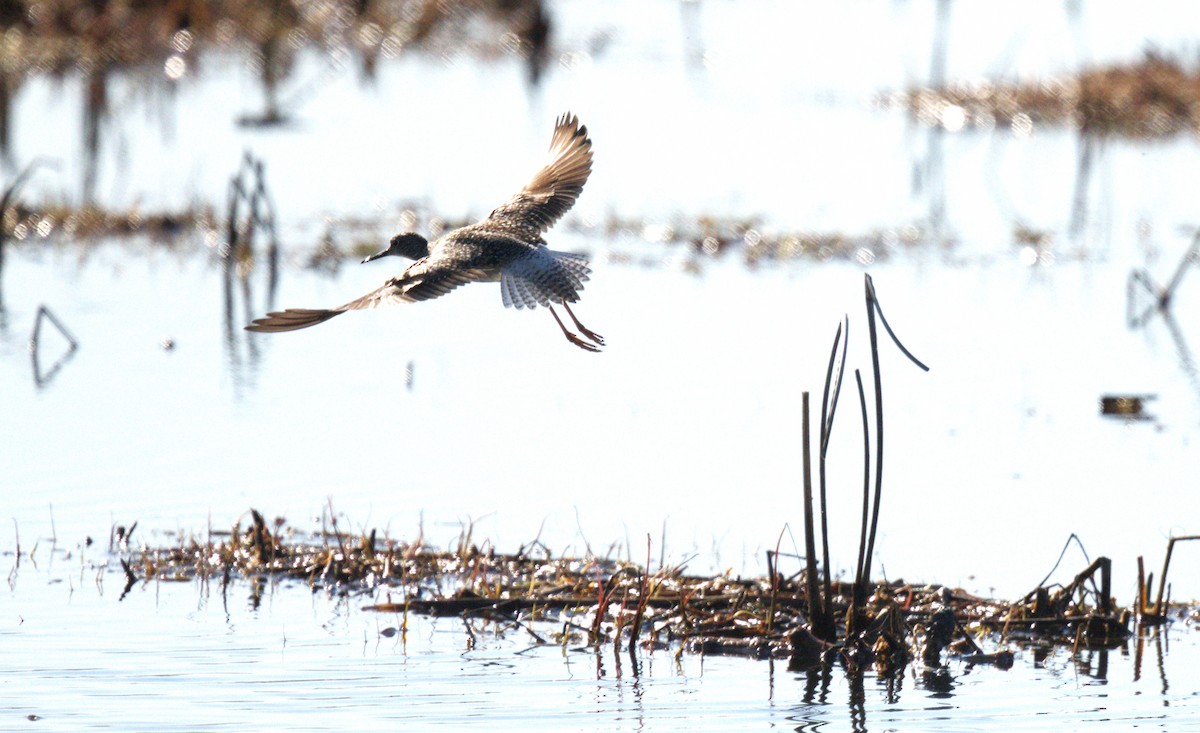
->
4, 555, 1200, 731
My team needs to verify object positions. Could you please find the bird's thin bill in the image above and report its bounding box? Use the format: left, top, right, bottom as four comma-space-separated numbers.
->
361, 248, 389, 263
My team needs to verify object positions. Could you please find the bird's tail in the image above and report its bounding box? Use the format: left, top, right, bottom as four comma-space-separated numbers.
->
501, 250, 592, 309
551, 250, 592, 289
245, 308, 343, 333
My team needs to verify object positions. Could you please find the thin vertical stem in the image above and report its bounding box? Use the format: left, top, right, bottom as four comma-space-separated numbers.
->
862, 279, 885, 587
851, 369, 870, 627
818, 318, 848, 613
800, 392, 821, 631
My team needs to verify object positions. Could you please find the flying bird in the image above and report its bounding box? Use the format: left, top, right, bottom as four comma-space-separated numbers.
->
246, 113, 603, 352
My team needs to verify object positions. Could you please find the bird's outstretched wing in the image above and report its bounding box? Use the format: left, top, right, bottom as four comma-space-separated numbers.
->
482, 112, 593, 240
245, 262, 490, 333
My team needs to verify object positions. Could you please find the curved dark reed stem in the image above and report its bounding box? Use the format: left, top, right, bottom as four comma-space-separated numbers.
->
818, 317, 848, 613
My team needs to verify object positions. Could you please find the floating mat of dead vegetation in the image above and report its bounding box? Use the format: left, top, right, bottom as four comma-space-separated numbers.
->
7, 188, 940, 268
0, 0, 541, 77
891, 51, 1200, 139
282, 203, 939, 268
3, 202, 213, 242
119, 510, 1157, 673
567, 215, 934, 267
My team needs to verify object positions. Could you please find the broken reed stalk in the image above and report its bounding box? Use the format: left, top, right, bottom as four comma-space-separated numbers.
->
1058, 556, 1113, 615
1153, 535, 1200, 616
859, 275, 929, 591
800, 392, 825, 637
861, 277, 886, 595
1137, 556, 1147, 616
362, 528, 377, 560
1098, 557, 1113, 615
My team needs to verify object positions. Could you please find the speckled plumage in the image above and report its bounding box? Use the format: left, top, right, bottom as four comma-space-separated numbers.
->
246, 113, 603, 350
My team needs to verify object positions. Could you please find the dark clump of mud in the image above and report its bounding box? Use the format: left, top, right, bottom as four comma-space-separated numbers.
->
119, 508, 1176, 677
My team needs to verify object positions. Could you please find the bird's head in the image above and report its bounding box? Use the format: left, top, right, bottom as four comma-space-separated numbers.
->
362, 232, 429, 263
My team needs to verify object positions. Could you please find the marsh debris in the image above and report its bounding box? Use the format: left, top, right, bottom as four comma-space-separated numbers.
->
1137, 535, 1200, 625
1100, 394, 1156, 419
570, 214, 934, 267
121, 508, 1136, 670
0, 0, 552, 196
3, 201, 209, 243
893, 51, 1200, 140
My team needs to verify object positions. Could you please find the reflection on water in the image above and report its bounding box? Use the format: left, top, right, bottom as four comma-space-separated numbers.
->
29, 304, 79, 388
1127, 231, 1200, 402
221, 153, 280, 393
